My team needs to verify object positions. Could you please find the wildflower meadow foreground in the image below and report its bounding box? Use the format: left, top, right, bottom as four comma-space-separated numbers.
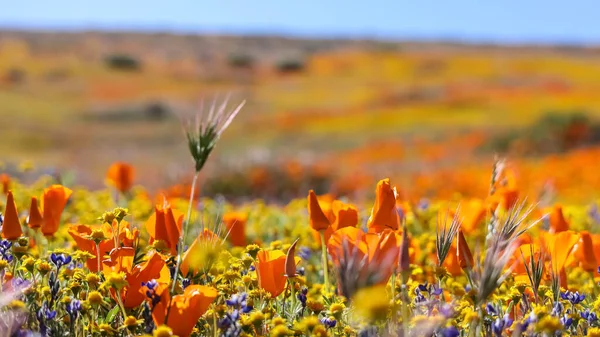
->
2, 100, 600, 337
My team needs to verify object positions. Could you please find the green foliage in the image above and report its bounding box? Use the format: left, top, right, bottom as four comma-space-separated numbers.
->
228, 52, 255, 69
482, 110, 597, 155
83, 102, 173, 123
104, 54, 142, 71
275, 57, 306, 73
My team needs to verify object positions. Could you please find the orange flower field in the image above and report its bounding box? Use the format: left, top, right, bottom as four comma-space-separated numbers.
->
0, 95, 600, 337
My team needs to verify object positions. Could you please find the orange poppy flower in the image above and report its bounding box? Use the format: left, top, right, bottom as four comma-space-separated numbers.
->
544, 205, 570, 233
457, 199, 487, 234
223, 212, 247, 247
2, 191, 22, 240
145, 204, 183, 255
151, 284, 217, 337
308, 190, 332, 231
256, 249, 300, 297
106, 162, 135, 194
367, 179, 400, 233
40, 185, 73, 236
311, 199, 359, 246
541, 231, 579, 287
1, 174, 10, 195
68, 222, 139, 272
566, 231, 597, 272
103, 248, 170, 308
591, 234, 600, 265
28, 197, 43, 229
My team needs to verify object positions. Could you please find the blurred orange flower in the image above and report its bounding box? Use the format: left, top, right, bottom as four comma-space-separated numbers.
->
106, 162, 135, 194
41, 185, 73, 237
223, 212, 247, 247
567, 231, 597, 272
541, 231, 579, 287
2, 191, 22, 240
544, 205, 570, 233
1, 174, 10, 195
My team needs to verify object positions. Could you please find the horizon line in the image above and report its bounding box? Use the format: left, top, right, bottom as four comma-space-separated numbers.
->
1, 22, 599, 48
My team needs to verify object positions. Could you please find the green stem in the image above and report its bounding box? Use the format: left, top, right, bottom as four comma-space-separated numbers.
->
115, 290, 127, 319
319, 232, 329, 294
391, 272, 397, 330
213, 309, 218, 337
171, 171, 200, 295
183, 171, 200, 245
401, 283, 409, 337
289, 278, 296, 319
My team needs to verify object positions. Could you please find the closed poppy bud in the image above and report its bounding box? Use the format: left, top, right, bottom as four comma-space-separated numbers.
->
547, 205, 570, 233
28, 197, 43, 229
308, 190, 331, 231
106, 162, 135, 194
41, 185, 73, 237
1, 174, 10, 195
367, 178, 400, 233
2, 191, 22, 240
285, 238, 299, 278
457, 230, 474, 270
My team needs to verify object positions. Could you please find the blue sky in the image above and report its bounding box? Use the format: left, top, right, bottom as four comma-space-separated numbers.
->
1, 0, 598, 43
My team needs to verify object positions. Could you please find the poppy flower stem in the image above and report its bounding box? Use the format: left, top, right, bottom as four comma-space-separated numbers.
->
400, 283, 409, 337
213, 309, 218, 337
319, 231, 329, 294
390, 272, 397, 329
288, 278, 296, 317
589, 271, 599, 297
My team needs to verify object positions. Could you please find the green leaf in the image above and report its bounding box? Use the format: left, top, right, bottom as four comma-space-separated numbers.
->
106, 305, 120, 323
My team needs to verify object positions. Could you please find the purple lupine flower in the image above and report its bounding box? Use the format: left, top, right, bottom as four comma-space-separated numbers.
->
297, 287, 308, 308
417, 198, 430, 211
581, 309, 597, 323
492, 314, 513, 336
560, 314, 573, 328
439, 326, 459, 337
141, 279, 161, 307
321, 317, 337, 329
561, 290, 585, 305
50, 253, 71, 269
298, 247, 311, 260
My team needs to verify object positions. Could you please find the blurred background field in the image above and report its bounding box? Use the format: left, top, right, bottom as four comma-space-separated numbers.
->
2, 1, 600, 203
